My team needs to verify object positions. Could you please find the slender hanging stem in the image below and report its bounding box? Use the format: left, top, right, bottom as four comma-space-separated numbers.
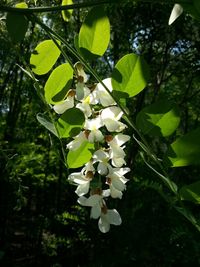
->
0, 0, 191, 14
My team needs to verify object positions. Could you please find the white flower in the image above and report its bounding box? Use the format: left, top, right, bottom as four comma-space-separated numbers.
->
78, 191, 106, 219
93, 149, 112, 175
107, 134, 130, 167
106, 167, 130, 199
74, 62, 88, 83
76, 87, 98, 117
101, 106, 127, 132
66, 131, 87, 151
53, 91, 75, 114
68, 162, 95, 196
78, 191, 121, 233
95, 78, 116, 107
98, 208, 122, 233
84, 116, 104, 143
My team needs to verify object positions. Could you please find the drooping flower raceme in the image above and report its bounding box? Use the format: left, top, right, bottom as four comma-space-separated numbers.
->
52, 63, 131, 233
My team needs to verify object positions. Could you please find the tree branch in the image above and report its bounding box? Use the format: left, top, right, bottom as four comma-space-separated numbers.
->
0, 0, 193, 14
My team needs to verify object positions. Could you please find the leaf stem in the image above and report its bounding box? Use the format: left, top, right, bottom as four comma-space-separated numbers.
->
0, 0, 192, 14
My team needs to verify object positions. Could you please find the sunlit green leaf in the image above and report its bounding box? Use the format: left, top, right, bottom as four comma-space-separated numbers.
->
165, 128, 200, 167
15, 2, 28, 8
67, 141, 94, 168
56, 108, 85, 138
79, 7, 110, 60
179, 181, 200, 204
61, 0, 73, 22
36, 113, 58, 137
44, 63, 73, 104
30, 40, 61, 75
136, 100, 180, 137
111, 53, 150, 98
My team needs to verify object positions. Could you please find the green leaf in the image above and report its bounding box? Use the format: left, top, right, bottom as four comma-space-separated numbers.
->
15, 2, 28, 8
36, 113, 58, 137
44, 63, 73, 104
165, 127, 200, 167
30, 40, 61, 75
56, 108, 85, 138
6, 12, 28, 42
182, 3, 200, 21
179, 181, 200, 204
67, 141, 94, 168
136, 100, 180, 137
111, 53, 150, 98
193, 0, 200, 14
61, 0, 73, 22
79, 7, 110, 60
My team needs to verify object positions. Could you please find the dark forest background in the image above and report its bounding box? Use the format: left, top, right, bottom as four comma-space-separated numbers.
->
1, 1, 200, 266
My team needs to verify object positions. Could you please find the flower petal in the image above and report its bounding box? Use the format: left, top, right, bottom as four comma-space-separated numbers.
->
110, 134, 130, 147
110, 184, 123, 199
68, 173, 87, 184
96, 78, 116, 107
75, 182, 90, 196
111, 176, 126, 191
97, 162, 109, 175
111, 157, 126, 168
98, 216, 110, 233
106, 209, 122, 225
86, 194, 102, 207
53, 97, 74, 114
91, 204, 101, 219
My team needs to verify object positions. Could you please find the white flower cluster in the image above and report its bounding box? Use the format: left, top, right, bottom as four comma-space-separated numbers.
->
53, 63, 130, 233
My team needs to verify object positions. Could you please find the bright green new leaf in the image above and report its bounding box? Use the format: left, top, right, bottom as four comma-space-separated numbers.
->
111, 53, 150, 98
56, 108, 85, 138
136, 100, 180, 137
79, 7, 110, 60
165, 127, 200, 167
36, 113, 58, 137
30, 40, 61, 75
67, 141, 94, 168
61, 0, 73, 22
44, 63, 73, 104
179, 181, 200, 204
15, 2, 28, 8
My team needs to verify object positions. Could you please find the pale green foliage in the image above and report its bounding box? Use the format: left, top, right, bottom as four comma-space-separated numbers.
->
56, 108, 85, 138
67, 141, 94, 168
136, 100, 180, 137
61, 0, 73, 22
30, 40, 61, 75
180, 181, 200, 204
166, 128, 200, 167
111, 53, 150, 97
79, 7, 110, 60
44, 63, 73, 104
